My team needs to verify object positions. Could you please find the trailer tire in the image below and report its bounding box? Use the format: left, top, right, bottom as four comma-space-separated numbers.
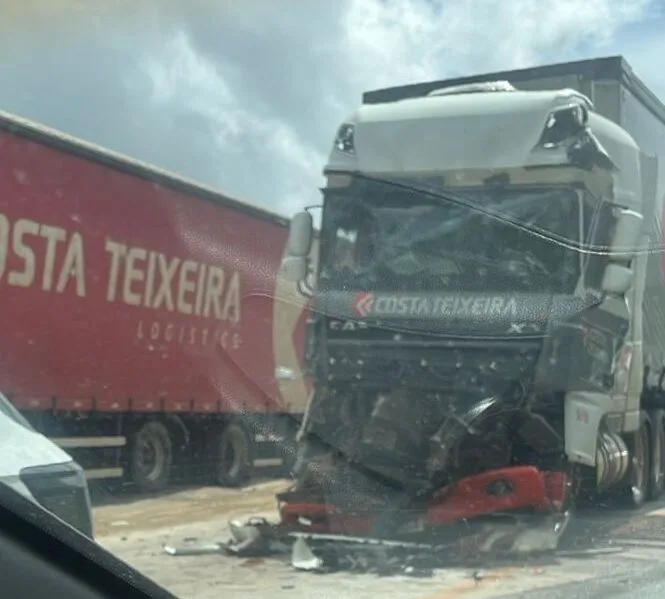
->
619, 411, 651, 509
129, 421, 173, 493
215, 421, 254, 487
648, 410, 665, 501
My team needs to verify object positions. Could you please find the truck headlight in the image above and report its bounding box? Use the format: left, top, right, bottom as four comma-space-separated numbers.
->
334, 123, 355, 154
19, 461, 94, 539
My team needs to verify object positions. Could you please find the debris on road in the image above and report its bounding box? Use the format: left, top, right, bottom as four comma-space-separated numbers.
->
291, 537, 324, 572
164, 543, 225, 556
205, 513, 576, 578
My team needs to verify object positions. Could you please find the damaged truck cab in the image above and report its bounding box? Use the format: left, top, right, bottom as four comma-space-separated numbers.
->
280, 58, 665, 548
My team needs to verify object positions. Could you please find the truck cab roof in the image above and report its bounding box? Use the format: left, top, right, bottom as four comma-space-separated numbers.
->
362, 56, 665, 127
326, 84, 639, 201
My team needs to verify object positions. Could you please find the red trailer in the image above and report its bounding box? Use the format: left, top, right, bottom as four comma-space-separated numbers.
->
0, 110, 312, 491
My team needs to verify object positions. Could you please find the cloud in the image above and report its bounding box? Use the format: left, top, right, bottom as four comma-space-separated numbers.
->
0, 0, 658, 216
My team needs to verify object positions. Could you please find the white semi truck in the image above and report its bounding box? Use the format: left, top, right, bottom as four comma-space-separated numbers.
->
276, 56, 665, 549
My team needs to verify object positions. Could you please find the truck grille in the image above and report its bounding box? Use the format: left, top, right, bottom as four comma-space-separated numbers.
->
20, 463, 93, 539
324, 339, 542, 393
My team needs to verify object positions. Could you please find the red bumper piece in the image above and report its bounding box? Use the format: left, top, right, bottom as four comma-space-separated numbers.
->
279, 501, 376, 536
278, 466, 568, 536
426, 466, 567, 525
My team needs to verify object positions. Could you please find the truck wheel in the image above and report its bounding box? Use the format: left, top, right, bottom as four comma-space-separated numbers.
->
620, 412, 651, 508
648, 410, 665, 501
215, 422, 254, 487
129, 421, 173, 492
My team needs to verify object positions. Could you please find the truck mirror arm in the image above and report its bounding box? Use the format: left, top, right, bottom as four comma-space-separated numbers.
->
297, 279, 314, 299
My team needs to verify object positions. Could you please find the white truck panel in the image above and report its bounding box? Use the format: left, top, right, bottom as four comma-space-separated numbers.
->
362, 56, 665, 391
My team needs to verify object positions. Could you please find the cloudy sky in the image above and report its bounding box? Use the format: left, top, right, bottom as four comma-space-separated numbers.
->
0, 0, 663, 217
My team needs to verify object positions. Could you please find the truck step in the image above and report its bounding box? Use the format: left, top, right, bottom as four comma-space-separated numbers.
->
52, 436, 126, 449
84, 467, 124, 480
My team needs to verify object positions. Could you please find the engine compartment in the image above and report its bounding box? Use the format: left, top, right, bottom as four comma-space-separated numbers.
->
293, 382, 567, 514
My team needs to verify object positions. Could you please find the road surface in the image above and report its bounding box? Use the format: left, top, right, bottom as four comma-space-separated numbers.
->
93, 481, 665, 599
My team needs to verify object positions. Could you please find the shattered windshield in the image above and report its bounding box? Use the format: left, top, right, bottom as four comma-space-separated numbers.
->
319, 178, 582, 294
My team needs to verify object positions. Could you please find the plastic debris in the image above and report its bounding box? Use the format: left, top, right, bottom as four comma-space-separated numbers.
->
225, 518, 274, 557
291, 537, 324, 572
163, 543, 224, 556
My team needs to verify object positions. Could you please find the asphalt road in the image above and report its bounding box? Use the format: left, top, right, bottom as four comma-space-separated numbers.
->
93, 481, 665, 599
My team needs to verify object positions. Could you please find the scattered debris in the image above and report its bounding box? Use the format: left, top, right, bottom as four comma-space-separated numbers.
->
291, 537, 324, 572
164, 510, 582, 579
110, 520, 129, 527
287, 533, 436, 577
471, 570, 486, 583
225, 517, 287, 557
163, 543, 224, 556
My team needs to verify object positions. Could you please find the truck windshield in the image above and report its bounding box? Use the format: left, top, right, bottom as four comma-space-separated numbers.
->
319, 178, 582, 294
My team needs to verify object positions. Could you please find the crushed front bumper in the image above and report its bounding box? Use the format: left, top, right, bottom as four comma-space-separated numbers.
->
223, 465, 572, 575
278, 465, 568, 537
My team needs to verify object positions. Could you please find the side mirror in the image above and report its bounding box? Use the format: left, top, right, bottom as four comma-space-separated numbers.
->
609, 209, 643, 261
287, 212, 314, 257
601, 263, 634, 295
281, 255, 308, 283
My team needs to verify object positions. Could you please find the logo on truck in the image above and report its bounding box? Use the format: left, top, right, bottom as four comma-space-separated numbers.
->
354, 292, 375, 317
353, 292, 519, 319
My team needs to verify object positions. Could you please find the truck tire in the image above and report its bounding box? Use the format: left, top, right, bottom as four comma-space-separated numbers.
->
129, 421, 173, 492
648, 410, 665, 501
619, 411, 651, 508
215, 421, 254, 487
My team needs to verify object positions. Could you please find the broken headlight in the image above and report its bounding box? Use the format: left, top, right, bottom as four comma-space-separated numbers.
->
538, 103, 589, 148
334, 123, 355, 155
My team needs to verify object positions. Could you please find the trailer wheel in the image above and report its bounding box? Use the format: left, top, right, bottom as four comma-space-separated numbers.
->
648, 410, 665, 501
215, 422, 253, 487
129, 421, 173, 492
620, 412, 651, 508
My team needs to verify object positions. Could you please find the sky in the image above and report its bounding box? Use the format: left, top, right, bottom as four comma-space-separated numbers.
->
0, 0, 663, 217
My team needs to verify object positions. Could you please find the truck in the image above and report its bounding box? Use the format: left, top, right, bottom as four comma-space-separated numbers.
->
277, 56, 665, 551
0, 110, 311, 492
